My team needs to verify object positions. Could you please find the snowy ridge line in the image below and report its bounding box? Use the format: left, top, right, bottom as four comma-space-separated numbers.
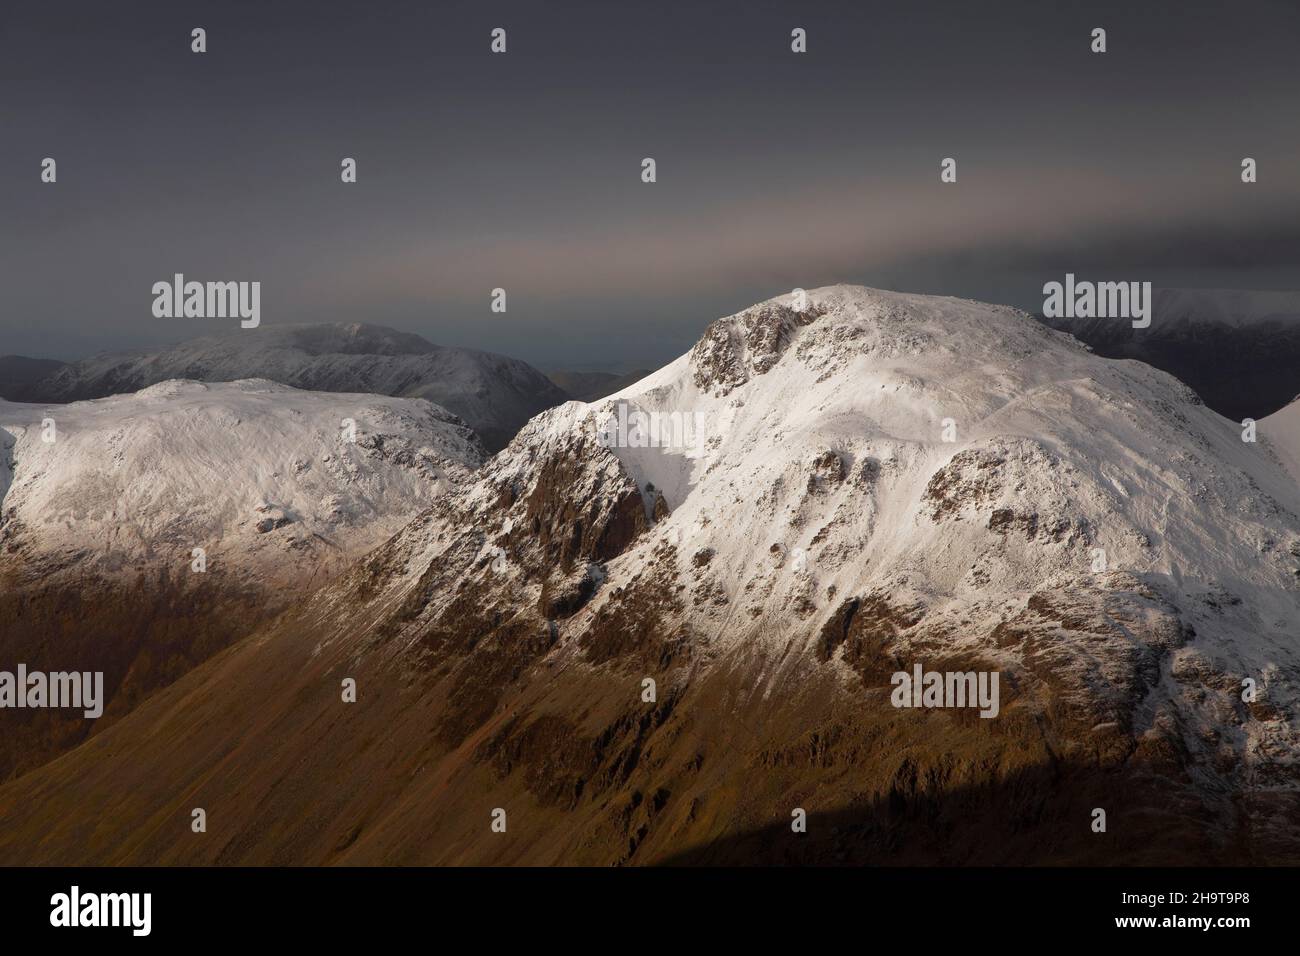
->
9, 322, 569, 452
0, 378, 484, 586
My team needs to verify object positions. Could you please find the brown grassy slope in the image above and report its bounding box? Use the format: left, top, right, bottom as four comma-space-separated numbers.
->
0, 562, 1289, 866
0, 566, 306, 783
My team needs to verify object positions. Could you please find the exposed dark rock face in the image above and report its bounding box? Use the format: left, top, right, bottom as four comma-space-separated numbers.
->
692, 302, 827, 394
816, 592, 925, 679
807, 450, 845, 493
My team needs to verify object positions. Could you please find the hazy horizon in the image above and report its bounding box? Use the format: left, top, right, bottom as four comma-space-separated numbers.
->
5, 0, 1300, 370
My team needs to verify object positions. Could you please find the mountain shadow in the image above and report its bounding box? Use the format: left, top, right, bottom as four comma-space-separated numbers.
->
657, 757, 1300, 866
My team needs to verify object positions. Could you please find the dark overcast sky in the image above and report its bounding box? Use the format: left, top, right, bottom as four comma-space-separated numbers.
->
3, 0, 1300, 370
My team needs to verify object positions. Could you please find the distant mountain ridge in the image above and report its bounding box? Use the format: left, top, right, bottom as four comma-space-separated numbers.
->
9, 323, 568, 451
1040, 287, 1300, 422
546, 368, 651, 402
0, 355, 65, 395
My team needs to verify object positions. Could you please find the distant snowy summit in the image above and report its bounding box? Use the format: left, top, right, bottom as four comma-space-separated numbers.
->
0, 378, 483, 585
8, 322, 569, 451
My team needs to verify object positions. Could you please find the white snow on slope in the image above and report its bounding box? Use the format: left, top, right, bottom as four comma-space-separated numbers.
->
1261, 397, 1300, 487
594, 286, 1300, 607
430, 286, 1300, 767
0, 379, 484, 585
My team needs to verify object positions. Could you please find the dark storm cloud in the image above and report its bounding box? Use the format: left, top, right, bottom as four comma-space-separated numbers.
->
3, 0, 1299, 369
980, 211, 1300, 276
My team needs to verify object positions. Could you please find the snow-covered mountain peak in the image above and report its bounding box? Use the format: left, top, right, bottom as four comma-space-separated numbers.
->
687, 285, 1084, 399
0, 379, 484, 584
378, 285, 1300, 739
